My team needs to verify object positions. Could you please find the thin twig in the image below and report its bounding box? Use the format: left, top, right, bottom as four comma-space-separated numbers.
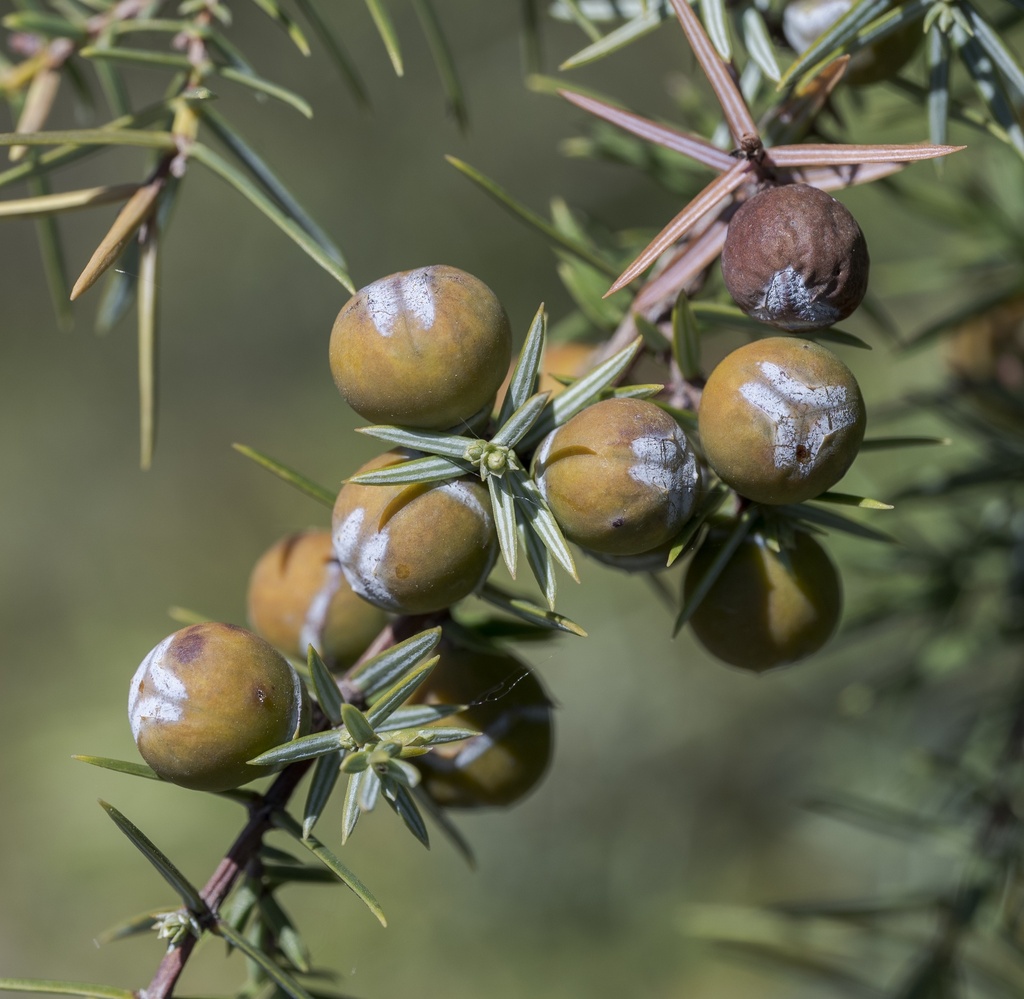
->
142, 615, 434, 999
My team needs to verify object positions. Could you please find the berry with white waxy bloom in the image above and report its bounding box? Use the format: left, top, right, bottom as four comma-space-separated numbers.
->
329, 265, 513, 430
332, 451, 498, 615
720, 184, 869, 332
246, 530, 389, 669
128, 623, 310, 792
698, 337, 866, 505
533, 398, 700, 556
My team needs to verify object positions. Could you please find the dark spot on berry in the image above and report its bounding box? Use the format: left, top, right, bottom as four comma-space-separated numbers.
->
172, 628, 206, 664
395, 563, 411, 579
611, 517, 625, 529
795, 444, 811, 463
254, 686, 266, 705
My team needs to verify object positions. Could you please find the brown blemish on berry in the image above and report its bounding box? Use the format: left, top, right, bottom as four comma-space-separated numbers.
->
172, 628, 206, 664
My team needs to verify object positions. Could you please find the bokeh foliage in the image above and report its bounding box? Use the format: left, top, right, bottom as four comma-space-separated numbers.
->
1, 1, 1024, 998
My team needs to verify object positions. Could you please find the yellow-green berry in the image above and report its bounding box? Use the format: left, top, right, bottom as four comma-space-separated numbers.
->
247, 530, 389, 669
533, 398, 700, 556
329, 265, 513, 430
698, 337, 865, 505
128, 623, 310, 791
332, 451, 498, 614
413, 635, 553, 808
685, 529, 842, 672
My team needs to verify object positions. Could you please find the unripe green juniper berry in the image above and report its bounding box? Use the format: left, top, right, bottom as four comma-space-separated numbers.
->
411, 634, 553, 808
329, 265, 513, 430
332, 450, 498, 614
533, 397, 700, 556
129, 622, 310, 791
698, 337, 866, 505
685, 528, 842, 672
246, 530, 389, 669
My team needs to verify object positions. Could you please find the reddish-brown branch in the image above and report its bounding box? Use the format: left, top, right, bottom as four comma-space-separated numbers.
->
142, 753, 318, 999
139, 615, 437, 999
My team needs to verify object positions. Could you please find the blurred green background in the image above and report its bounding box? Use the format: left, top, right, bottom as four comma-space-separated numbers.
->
0, 3, 977, 997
